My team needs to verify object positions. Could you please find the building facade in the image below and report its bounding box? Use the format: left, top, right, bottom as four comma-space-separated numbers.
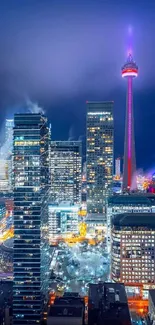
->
107, 194, 155, 251
115, 157, 121, 178
0, 119, 14, 193
0, 158, 9, 192
13, 113, 49, 324
48, 202, 79, 243
47, 294, 85, 325
5, 119, 14, 151
50, 141, 82, 204
111, 213, 155, 290
86, 101, 114, 215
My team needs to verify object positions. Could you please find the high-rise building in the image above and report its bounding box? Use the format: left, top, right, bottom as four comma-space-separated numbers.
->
107, 194, 155, 252
81, 162, 87, 203
86, 101, 114, 215
0, 120, 14, 192
115, 157, 121, 178
5, 119, 14, 151
0, 158, 9, 192
122, 54, 138, 190
50, 141, 82, 204
6, 119, 14, 191
111, 213, 155, 291
13, 113, 49, 325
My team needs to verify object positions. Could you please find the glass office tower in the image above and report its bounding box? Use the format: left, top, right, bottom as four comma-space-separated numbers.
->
5, 119, 14, 149
6, 119, 14, 191
50, 141, 82, 204
13, 114, 49, 324
86, 101, 114, 215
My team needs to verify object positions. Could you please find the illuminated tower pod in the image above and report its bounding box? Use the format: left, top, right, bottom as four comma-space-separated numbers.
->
122, 54, 138, 190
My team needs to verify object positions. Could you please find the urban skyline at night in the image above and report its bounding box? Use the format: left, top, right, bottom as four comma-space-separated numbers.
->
0, 1, 155, 324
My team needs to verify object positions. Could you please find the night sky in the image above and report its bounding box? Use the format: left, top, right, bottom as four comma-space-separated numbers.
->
0, 0, 155, 170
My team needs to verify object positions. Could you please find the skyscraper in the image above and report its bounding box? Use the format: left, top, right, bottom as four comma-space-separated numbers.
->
122, 53, 138, 190
86, 101, 114, 215
0, 119, 14, 192
50, 141, 82, 204
115, 157, 121, 178
5, 119, 14, 150
13, 113, 49, 324
6, 119, 14, 190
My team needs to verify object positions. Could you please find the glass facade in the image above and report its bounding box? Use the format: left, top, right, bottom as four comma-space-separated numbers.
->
13, 114, 49, 324
48, 203, 79, 242
0, 119, 14, 192
5, 119, 14, 149
50, 141, 82, 204
6, 119, 14, 190
86, 101, 114, 214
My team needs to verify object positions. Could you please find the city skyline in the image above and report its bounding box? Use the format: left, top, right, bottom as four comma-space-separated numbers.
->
0, 1, 155, 324
0, 0, 155, 170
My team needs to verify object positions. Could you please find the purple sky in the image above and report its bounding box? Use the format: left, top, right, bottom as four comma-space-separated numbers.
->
0, 0, 155, 169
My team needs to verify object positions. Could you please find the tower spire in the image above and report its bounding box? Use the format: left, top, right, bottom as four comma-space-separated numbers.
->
122, 54, 138, 190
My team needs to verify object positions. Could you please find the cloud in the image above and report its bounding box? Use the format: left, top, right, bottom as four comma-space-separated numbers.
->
68, 125, 75, 141
0, 0, 154, 107
26, 99, 45, 114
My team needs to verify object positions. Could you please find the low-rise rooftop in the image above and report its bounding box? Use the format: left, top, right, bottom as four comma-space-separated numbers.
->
108, 194, 155, 206
112, 213, 155, 228
88, 282, 131, 325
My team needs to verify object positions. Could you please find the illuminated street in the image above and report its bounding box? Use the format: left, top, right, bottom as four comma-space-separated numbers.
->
49, 241, 110, 296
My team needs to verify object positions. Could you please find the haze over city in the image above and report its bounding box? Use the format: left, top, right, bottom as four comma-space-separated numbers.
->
0, 0, 155, 169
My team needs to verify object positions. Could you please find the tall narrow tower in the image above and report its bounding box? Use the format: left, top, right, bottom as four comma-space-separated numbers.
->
122, 53, 138, 190
13, 114, 49, 324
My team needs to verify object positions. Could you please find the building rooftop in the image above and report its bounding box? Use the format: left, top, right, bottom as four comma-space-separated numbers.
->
86, 101, 114, 104
86, 213, 105, 221
48, 295, 85, 325
112, 213, 155, 228
88, 282, 131, 325
108, 194, 155, 206
51, 140, 81, 147
89, 282, 128, 306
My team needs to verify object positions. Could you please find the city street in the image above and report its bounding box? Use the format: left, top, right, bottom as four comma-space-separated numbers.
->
49, 241, 110, 296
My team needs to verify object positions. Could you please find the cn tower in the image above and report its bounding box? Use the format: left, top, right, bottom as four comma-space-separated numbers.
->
122, 53, 138, 190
